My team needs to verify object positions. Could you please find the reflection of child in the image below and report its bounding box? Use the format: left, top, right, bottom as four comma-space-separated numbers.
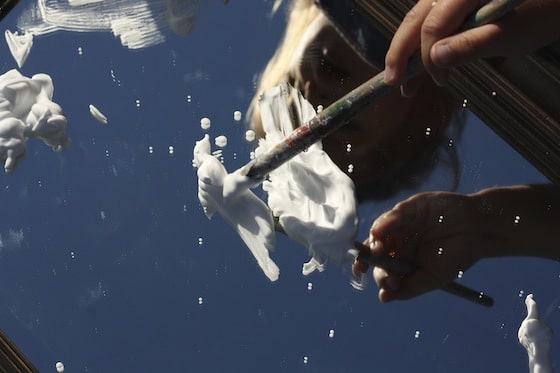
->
249, 0, 465, 202
0, 69, 70, 172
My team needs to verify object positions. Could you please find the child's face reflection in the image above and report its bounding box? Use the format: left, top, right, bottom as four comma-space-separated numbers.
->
288, 13, 429, 193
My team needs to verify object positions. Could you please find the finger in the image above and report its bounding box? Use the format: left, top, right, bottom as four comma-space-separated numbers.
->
384, 0, 436, 85
431, 4, 560, 68
373, 266, 401, 291
420, 0, 482, 85
381, 269, 442, 302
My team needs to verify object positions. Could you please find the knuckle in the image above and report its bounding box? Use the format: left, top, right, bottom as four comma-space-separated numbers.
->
421, 14, 443, 38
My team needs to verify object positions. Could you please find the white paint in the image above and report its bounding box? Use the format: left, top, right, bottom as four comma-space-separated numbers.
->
193, 134, 279, 281
518, 294, 553, 373
245, 129, 256, 142
14, 0, 201, 50
55, 361, 65, 372
214, 135, 227, 148
200, 117, 211, 130
192, 83, 362, 288
5, 30, 33, 68
0, 69, 70, 172
89, 104, 107, 124
233, 110, 242, 121
258, 83, 360, 285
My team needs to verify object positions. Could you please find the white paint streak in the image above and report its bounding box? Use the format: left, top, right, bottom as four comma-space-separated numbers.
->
14, 0, 201, 50
4, 30, 33, 67
89, 104, 108, 124
518, 294, 553, 373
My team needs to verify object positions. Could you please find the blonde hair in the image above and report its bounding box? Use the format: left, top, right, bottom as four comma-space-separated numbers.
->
247, 0, 320, 137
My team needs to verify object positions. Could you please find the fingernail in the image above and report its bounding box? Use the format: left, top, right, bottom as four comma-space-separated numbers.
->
384, 66, 395, 84
432, 43, 452, 67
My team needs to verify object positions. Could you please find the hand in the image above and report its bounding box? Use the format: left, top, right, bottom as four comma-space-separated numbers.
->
384, 0, 560, 94
366, 191, 485, 302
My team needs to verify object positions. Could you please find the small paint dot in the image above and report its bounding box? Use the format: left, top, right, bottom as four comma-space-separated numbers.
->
233, 110, 242, 121
200, 117, 211, 130
245, 130, 256, 142
215, 135, 228, 148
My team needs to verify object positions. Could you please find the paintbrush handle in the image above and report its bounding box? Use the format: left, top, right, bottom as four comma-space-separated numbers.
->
243, 0, 526, 180
355, 243, 494, 307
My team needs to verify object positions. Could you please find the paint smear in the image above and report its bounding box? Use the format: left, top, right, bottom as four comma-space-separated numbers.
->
89, 104, 108, 124
12, 0, 204, 53
0, 69, 70, 172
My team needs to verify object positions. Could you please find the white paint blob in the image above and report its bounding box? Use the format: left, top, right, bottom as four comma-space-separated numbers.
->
328, 329, 335, 338
89, 104, 108, 124
55, 361, 65, 372
518, 294, 553, 373
245, 129, 256, 142
233, 110, 242, 121
214, 135, 228, 148
200, 117, 211, 130
0, 69, 70, 172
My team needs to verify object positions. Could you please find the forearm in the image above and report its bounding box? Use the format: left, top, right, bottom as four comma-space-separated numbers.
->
469, 184, 560, 260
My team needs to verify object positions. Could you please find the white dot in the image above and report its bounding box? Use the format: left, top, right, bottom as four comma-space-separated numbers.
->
55, 361, 65, 372
245, 129, 256, 142
135, 99, 141, 108
518, 290, 525, 298
233, 110, 242, 121
198, 237, 203, 245
200, 117, 211, 130
514, 215, 521, 224
458, 270, 464, 279
198, 297, 203, 305
414, 330, 421, 339
425, 127, 432, 136
437, 247, 444, 255
346, 143, 352, 153
215, 135, 228, 148
168, 146, 174, 155
307, 282, 313, 291
187, 94, 192, 103
303, 356, 309, 364
347, 164, 354, 173
462, 98, 468, 108
491, 91, 497, 97
328, 329, 335, 338
77, 46, 83, 56
438, 215, 444, 223
316, 105, 324, 113
148, 146, 154, 154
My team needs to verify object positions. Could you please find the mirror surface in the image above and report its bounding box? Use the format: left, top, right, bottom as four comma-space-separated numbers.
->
0, 1, 557, 372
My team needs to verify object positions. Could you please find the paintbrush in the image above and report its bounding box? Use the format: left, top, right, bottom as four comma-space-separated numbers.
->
240, 0, 526, 180
0, 0, 20, 22
353, 241, 494, 307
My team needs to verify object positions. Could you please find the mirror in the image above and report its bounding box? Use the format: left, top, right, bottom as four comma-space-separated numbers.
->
0, 1, 557, 371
